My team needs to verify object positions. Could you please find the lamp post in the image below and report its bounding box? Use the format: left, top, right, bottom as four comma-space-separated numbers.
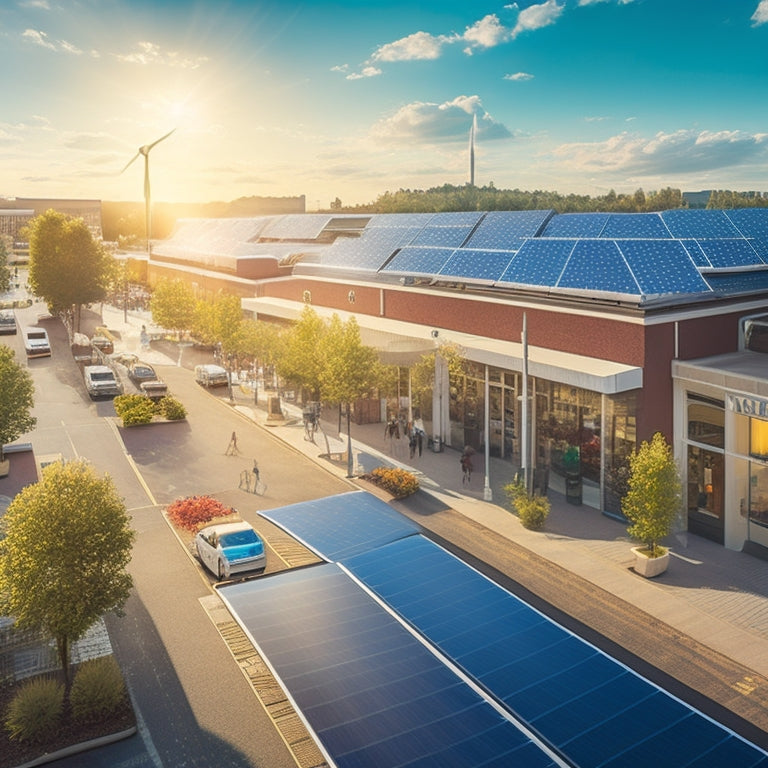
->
226, 353, 234, 403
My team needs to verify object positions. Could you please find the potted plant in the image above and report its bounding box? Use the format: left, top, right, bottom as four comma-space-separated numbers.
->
621, 432, 682, 577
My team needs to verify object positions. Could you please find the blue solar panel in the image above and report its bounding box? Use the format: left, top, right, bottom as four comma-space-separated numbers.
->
259, 491, 420, 561
724, 207, 768, 238
427, 211, 485, 227
749, 238, 768, 262
541, 212, 608, 237
342, 535, 768, 768
557, 239, 640, 294
661, 209, 741, 239
696, 239, 763, 269
381, 246, 455, 276
616, 240, 711, 295
705, 271, 768, 295
410, 226, 474, 248
439, 249, 517, 283
497, 239, 575, 287
680, 239, 710, 267
464, 211, 554, 249
367, 213, 433, 229
221, 564, 560, 768
601, 213, 671, 239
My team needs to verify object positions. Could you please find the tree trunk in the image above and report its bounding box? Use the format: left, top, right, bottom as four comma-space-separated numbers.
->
57, 635, 71, 686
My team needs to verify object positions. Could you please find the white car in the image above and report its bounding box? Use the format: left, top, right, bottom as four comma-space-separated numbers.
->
23, 327, 51, 357
195, 521, 266, 580
194, 364, 229, 387
83, 365, 123, 398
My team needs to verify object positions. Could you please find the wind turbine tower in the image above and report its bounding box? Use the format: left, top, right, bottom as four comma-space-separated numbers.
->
469, 113, 477, 186
121, 129, 175, 254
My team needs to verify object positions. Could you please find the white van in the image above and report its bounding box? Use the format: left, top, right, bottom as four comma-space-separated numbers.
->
23, 327, 51, 358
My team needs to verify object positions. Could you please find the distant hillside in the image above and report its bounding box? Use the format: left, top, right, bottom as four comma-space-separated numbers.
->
101, 195, 305, 241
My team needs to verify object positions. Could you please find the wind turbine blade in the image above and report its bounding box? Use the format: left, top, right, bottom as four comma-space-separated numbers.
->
121, 151, 141, 174
147, 128, 176, 151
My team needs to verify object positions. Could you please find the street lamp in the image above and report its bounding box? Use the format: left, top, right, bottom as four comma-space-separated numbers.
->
226, 353, 235, 403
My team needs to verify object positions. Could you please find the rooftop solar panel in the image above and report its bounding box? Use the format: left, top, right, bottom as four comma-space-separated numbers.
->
680, 239, 710, 267
696, 239, 764, 269
724, 207, 768, 238
600, 213, 671, 239
259, 214, 333, 240
704, 271, 768, 295
464, 211, 554, 249
661, 209, 741, 239
439, 249, 517, 284
342, 535, 768, 768
259, 490, 420, 561
367, 213, 433, 228
556, 239, 640, 294
497, 239, 575, 287
427, 211, 485, 227
221, 564, 561, 768
409, 226, 474, 248
540, 213, 608, 238
381, 246, 456, 276
616, 239, 711, 295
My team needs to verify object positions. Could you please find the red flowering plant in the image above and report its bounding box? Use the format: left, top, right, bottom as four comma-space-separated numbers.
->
165, 495, 235, 532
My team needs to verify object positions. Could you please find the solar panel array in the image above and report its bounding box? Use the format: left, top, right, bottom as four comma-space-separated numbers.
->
224, 492, 768, 768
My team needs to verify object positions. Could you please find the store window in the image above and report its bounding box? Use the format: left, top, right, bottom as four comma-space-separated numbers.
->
603, 391, 638, 516
687, 395, 725, 448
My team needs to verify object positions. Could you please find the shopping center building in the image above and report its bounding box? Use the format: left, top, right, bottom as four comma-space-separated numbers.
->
149, 208, 768, 553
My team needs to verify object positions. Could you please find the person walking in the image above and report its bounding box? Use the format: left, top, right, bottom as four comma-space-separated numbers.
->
225, 431, 240, 455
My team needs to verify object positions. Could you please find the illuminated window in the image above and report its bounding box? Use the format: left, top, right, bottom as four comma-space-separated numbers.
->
750, 418, 768, 460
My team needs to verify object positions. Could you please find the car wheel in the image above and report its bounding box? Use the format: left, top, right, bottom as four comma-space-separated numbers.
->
217, 559, 225, 580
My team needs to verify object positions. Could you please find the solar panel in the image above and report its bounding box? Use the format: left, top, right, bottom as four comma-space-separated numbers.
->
541, 213, 608, 238
221, 565, 560, 768
696, 239, 764, 269
704, 271, 768, 295
464, 211, 554, 249
427, 211, 485, 227
438, 249, 517, 284
600, 213, 671, 239
259, 490, 420, 561
410, 226, 474, 248
497, 239, 575, 287
616, 239, 711, 295
342, 535, 768, 768
661, 209, 741, 239
680, 239, 710, 267
367, 213, 433, 229
381, 246, 456, 276
556, 240, 640, 294
724, 207, 768, 238
259, 214, 333, 240
322, 227, 420, 270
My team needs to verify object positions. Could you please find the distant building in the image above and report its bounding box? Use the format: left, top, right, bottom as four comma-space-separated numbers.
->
0, 197, 103, 240
147, 208, 768, 555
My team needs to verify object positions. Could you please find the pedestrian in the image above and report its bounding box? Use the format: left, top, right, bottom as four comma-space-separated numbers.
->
409, 430, 417, 459
416, 429, 423, 457
226, 431, 239, 455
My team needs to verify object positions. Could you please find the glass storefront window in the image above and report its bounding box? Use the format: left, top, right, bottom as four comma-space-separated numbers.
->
687, 395, 725, 448
603, 391, 638, 516
749, 462, 768, 531
750, 418, 768, 460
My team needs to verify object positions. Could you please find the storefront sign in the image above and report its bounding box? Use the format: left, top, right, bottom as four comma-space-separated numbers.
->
728, 393, 768, 418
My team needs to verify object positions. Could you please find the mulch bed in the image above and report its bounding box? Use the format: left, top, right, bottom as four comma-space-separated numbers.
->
0, 670, 136, 768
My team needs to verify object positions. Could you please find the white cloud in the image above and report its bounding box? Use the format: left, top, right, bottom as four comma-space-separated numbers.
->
504, 72, 534, 81
511, 0, 565, 39
370, 95, 512, 143
371, 31, 449, 62
463, 14, 509, 49
19, 0, 51, 9
550, 129, 768, 176
752, 0, 768, 25
22, 29, 56, 50
578, 0, 635, 6
346, 66, 382, 80
115, 41, 208, 69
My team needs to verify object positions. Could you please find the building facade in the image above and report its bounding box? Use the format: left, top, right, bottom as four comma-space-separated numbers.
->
149, 208, 768, 553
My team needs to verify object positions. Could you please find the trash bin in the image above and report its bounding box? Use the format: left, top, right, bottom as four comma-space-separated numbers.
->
431, 435, 443, 453
565, 472, 582, 505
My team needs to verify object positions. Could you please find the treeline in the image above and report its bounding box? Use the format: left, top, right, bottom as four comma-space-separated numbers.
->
329, 185, 768, 215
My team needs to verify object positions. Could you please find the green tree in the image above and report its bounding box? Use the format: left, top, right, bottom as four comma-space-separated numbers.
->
278, 305, 327, 399
0, 347, 36, 464
149, 278, 196, 339
621, 432, 682, 556
319, 314, 381, 476
25, 209, 112, 332
0, 459, 134, 685
192, 292, 243, 352
0, 236, 10, 294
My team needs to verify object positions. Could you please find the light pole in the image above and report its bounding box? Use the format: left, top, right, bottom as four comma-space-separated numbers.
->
226, 353, 235, 403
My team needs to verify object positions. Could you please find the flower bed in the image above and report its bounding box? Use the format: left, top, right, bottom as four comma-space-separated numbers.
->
361, 467, 419, 499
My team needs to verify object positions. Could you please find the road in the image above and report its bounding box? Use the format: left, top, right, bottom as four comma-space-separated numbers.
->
8, 304, 349, 768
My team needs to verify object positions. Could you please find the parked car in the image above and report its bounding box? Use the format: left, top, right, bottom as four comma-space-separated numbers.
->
194, 364, 229, 387
195, 521, 266, 580
127, 361, 157, 385
23, 327, 51, 357
139, 380, 169, 402
0, 309, 17, 335
83, 365, 123, 398
90, 334, 114, 355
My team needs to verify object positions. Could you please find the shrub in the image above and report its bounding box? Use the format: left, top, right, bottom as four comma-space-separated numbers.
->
70, 656, 127, 724
368, 467, 419, 498
120, 397, 155, 425
159, 396, 186, 421
4, 676, 64, 744
166, 495, 235, 531
503, 477, 551, 530
113, 393, 145, 418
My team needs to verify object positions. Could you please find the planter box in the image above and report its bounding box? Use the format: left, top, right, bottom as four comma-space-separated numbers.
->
631, 546, 670, 578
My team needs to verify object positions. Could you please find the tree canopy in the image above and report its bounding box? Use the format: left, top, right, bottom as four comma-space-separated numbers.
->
0, 459, 134, 684
25, 209, 112, 331
149, 278, 196, 338
278, 305, 328, 399
0, 236, 10, 294
622, 432, 682, 556
0, 346, 36, 463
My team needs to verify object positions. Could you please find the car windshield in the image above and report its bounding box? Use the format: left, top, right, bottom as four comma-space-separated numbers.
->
92, 372, 114, 381
219, 529, 260, 548
28, 332, 46, 339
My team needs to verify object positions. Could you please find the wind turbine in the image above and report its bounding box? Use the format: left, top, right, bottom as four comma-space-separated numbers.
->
121, 129, 175, 253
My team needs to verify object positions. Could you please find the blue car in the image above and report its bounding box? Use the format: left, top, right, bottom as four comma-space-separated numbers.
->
195, 521, 266, 580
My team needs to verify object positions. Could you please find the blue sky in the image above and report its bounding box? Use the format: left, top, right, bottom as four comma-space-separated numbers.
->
1, 0, 767, 208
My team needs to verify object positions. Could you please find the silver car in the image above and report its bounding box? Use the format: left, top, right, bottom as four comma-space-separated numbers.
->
84, 365, 123, 398
195, 521, 266, 580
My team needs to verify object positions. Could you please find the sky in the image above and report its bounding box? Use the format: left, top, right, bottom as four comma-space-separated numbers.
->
1, 0, 767, 209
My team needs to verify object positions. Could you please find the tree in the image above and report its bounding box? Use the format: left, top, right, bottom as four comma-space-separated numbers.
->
0, 347, 36, 464
278, 305, 327, 399
149, 278, 196, 339
0, 236, 10, 294
25, 209, 112, 332
192, 292, 243, 352
319, 314, 380, 476
0, 459, 134, 685
621, 432, 682, 556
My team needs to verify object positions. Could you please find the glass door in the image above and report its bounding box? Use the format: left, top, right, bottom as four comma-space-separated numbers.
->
687, 445, 724, 544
